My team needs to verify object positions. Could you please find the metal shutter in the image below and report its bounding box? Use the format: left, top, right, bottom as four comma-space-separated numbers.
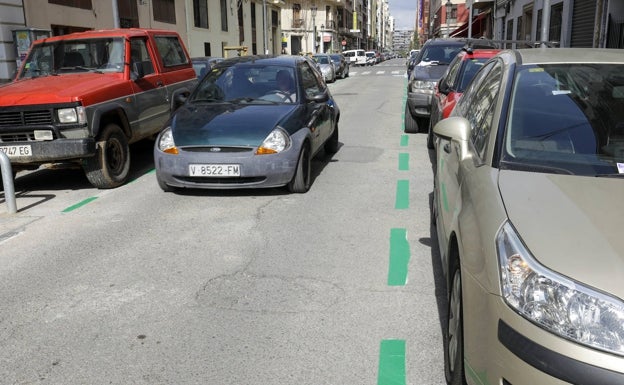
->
570, 0, 597, 47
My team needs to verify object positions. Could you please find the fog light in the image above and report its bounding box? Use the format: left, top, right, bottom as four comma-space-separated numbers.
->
34, 130, 53, 140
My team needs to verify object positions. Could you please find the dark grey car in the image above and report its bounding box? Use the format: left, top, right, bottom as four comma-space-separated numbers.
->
329, 53, 349, 79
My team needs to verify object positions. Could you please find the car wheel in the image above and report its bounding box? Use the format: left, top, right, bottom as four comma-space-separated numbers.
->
287, 145, 311, 193
444, 264, 466, 385
404, 103, 419, 133
324, 122, 339, 154
83, 123, 130, 189
416, 118, 429, 134
427, 119, 435, 149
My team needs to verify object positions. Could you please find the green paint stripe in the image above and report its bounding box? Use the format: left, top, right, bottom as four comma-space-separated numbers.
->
400, 135, 408, 146
378, 339, 406, 385
395, 180, 409, 209
388, 228, 410, 286
62, 196, 98, 212
398, 153, 409, 171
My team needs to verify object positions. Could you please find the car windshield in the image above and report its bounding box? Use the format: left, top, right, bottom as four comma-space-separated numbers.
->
314, 56, 330, 64
502, 64, 624, 176
419, 44, 463, 64
190, 63, 297, 104
19, 38, 125, 79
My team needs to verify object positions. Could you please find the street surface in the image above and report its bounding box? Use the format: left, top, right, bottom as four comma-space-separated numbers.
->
0, 58, 447, 385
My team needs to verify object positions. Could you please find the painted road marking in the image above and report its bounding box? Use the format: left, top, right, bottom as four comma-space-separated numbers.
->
62, 197, 98, 213
395, 180, 409, 209
388, 228, 410, 286
400, 135, 408, 146
398, 153, 409, 171
378, 339, 406, 385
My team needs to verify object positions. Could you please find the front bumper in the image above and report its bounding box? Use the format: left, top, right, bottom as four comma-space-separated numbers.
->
406, 91, 432, 118
0, 138, 95, 165
154, 139, 303, 190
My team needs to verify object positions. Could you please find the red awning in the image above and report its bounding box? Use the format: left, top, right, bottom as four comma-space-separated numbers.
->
449, 12, 487, 38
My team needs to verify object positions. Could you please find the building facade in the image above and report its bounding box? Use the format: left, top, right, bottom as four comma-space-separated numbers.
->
419, 0, 624, 49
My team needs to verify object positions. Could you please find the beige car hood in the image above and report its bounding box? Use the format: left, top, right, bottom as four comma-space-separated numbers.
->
498, 170, 624, 299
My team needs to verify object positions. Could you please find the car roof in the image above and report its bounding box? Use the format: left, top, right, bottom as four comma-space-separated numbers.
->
459, 48, 501, 59
215, 55, 303, 68
512, 47, 624, 65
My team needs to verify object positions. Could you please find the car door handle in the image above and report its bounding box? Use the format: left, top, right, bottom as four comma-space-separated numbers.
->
443, 143, 451, 153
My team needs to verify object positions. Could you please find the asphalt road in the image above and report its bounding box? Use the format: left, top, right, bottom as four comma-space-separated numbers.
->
0, 58, 447, 385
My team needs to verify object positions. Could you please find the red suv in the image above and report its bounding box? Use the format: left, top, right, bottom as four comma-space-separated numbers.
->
427, 47, 500, 148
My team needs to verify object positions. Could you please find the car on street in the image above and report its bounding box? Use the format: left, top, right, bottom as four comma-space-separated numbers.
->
312, 53, 336, 83
427, 47, 500, 148
404, 38, 466, 133
191, 56, 224, 78
343, 49, 367, 67
154, 55, 340, 193
432, 47, 624, 385
329, 53, 349, 79
406, 49, 420, 75
365, 51, 377, 66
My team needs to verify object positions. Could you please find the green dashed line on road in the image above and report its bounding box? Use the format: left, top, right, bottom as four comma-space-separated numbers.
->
395, 180, 409, 209
62, 196, 98, 212
398, 153, 409, 171
400, 135, 408, 146
388, 228, 410, 286
378, 339, 406, 385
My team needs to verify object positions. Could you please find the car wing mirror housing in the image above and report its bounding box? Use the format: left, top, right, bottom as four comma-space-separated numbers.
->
433, 117, 472, 155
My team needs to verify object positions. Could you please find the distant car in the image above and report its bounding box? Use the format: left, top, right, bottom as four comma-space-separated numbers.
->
406, 49, 420, 74
154, 55, 340, 193
191, 56, 224, 78
427, 47, 500, 148
365, 51, 376, 66
343, 49, 367, 67
432, 48, 624, 385
312, 53, 336, 83
329, 53, 349, 79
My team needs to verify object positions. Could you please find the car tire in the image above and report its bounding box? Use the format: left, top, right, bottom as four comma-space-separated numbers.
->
404, 103, 419, 133
324, 123, 339, 154
427, 119, 435, 149
444, 264, 466, 385
287, 145, 311, 193
83, 123, 130, 189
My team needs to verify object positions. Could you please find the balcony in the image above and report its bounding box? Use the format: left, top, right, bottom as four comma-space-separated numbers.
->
292, 18, 304, 28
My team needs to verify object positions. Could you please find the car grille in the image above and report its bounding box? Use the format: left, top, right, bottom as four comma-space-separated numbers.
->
183, 146, 253, 153
0, 110, 53, 127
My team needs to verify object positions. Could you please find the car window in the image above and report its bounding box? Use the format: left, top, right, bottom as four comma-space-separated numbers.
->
130, 38, 154, 76
457, 58, 489, 92
154, 35, 189, 67
300, 61, 324, 99
444, 54, 463, 90
468, 61, 503, 158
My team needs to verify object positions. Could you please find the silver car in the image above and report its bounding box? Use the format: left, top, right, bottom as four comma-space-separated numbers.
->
432, 48, 624, 384
312, 53, 336, 83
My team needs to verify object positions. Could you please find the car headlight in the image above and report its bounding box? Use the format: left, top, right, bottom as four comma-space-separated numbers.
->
410, 80, 437, 93
158, 127, 178, 155
256, 128, 290, 155
497, 221, 624, 356
57, 106, 86, 124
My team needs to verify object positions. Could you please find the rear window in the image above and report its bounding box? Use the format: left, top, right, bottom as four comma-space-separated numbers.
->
155, 35, 189, 67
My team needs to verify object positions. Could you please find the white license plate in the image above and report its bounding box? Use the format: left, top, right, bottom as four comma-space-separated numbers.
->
189, 164, 241, 177
0, 145, 32, 157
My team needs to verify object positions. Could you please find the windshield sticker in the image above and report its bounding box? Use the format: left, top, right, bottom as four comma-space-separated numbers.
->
528, 68, 544, 72
618, 163, 624, 174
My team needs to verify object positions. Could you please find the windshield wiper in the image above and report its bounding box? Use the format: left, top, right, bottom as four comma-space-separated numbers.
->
228, 97, 258, 104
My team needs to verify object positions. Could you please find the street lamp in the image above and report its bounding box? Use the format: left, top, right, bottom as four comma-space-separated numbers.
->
263, 0, 269, 54
311, 5, 318, 53
445, 0, 453, 38
320, 24, 324, 53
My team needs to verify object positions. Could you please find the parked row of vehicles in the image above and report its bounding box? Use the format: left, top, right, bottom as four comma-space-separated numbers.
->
405, 37, 624, 385
0, 28, 340, 195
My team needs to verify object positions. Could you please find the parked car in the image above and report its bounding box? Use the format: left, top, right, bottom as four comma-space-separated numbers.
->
343, 49, 367, 67
427, 47, 500, 148
191, 56, 224, 78
365, 51, 377, 66
404, 38, 466, 133
432, 48, 624, 385
406, 49, 420, 75
154, 55, 340, 193
312, 53, 336, 83
0, 28, 197, 188
329, 53, 349, 79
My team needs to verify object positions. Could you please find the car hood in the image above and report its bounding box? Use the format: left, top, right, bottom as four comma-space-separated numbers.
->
498, 170, 624, 298
0, 73, 129, 106
171, 102, 300, 147
412, 64, 448, 81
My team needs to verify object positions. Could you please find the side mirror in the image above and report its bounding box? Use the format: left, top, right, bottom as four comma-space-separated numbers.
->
131, 61, 145, 80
